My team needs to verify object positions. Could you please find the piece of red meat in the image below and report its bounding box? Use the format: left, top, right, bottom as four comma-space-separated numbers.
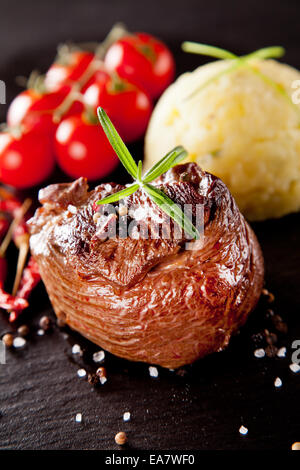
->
28, 163, 264, 368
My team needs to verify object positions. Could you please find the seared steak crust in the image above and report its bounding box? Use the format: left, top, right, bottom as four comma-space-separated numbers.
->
29, 163, 264, 368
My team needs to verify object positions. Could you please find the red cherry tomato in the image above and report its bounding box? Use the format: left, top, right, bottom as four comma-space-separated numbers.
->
55, 114, 119, 180
83, 77, 152, 143
7, 86, 83, 136
104, 33, 175, 99
81, 69, 111, 93
0, 129, 55, 188
45, 51, 94, 92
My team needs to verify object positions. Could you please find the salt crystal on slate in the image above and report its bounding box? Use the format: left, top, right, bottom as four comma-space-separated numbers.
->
274, 377, 282, 388
37, 329, 45, 336
289, 363, 300, 373
277, 347, 287, 358
123, 412, 131, 422
254, 348, 265, 358
239, 425, 248, 435
68, 204, 77, 214
77, 368, 87, 378
149, 366, 159, 378
13, 337, 26, 348
93, 350, 105, 363
72, 344, 82, 355
75, 413, 82, 423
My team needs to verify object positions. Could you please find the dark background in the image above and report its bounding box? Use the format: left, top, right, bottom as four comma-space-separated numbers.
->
0, 0, 300, 451
1, 0, 300, 119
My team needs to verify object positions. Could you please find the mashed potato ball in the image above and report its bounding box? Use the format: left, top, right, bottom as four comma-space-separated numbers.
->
145, 59, 300, 220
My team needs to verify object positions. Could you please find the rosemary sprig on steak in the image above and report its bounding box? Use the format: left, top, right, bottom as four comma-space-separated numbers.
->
97, 107, 200, 239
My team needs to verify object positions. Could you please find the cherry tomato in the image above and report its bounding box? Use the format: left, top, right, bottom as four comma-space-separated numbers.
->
45, 51, 95, 92
83, 76, 152, 143
55, 114, 119, 180
104, 33, 175, 99
81, 69, 111, 93
0, 129, 55, 189
7, 85, 83, 136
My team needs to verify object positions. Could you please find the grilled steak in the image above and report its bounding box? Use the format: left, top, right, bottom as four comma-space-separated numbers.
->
29, 163, 264, 368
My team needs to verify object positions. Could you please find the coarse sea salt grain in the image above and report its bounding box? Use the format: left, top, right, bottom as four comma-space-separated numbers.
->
118, 205, 128, 216
77, 368, 87, 378
239, 425, 248, 436
13, 337, 26, 348
93, 212, 101, 224
254, 348, 265, 358
100, 376, 107, 385
123, 412, 131, 422
37, 329, 45, 336
289, 363, 300, 373
274, 377, 282, 388
277, 347, 287, 358
93, 350, 105, 363
72, 344, 82, 355
75, 413, 82, 423
149, 366, 159, 378
67, 204, 77, 214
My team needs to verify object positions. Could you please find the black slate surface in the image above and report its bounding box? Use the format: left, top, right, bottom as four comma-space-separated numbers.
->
0, 0, 300, 451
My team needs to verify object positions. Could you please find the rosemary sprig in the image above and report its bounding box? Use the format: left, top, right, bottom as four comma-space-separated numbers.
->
182, 43, 285, 62
182, 42, 237, 60
96, 107, 199, 239
181, 42, 297, 111
96, 183, 140, 205
97, 108, 138, 179
142, 145, 188, 183
143, 183, 199, 239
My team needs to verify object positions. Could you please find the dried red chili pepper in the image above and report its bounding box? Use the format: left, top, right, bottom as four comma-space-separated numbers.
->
0, 193, 33, 318
13, 257, 40, 299
0, 256, 29, 311
0, 191, 41, 321
12, 230, 30, 297
0, 215, 10, 240
9, 257, 41, 322
6, 198, 32, 297
0, 288, 28, 311
12, 220, 29, 242
0, 197, 29, 257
